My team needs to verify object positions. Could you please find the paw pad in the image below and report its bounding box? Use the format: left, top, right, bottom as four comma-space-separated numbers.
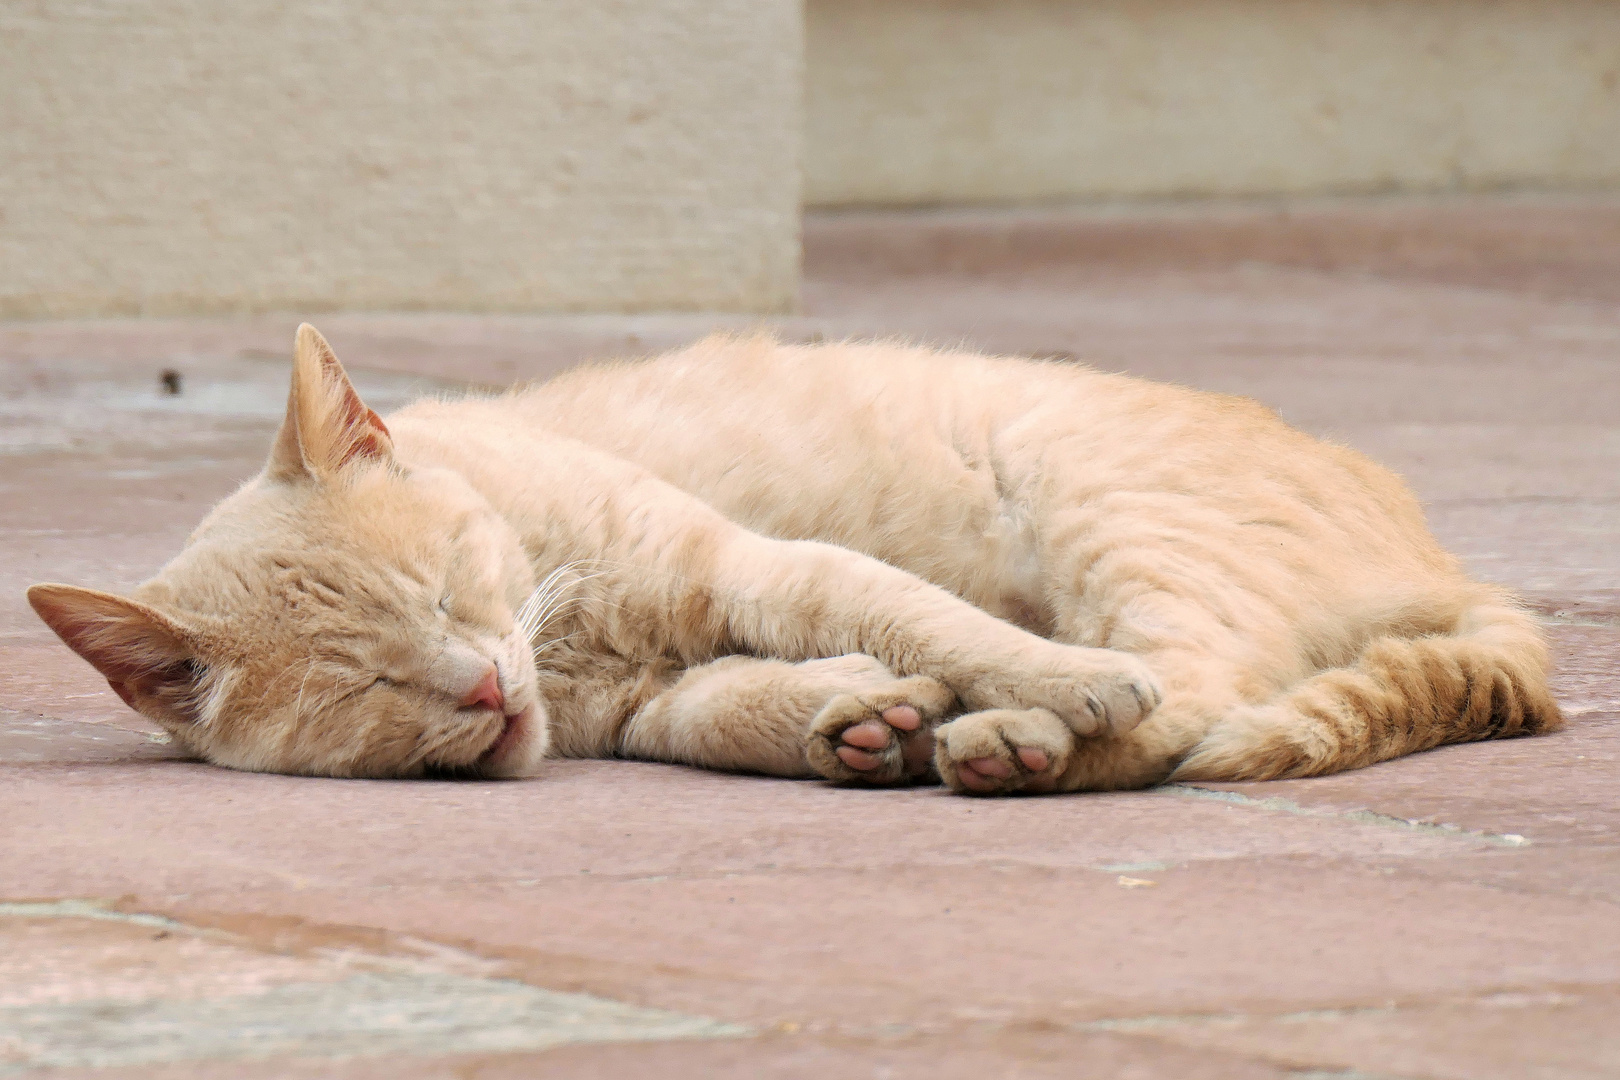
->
807, 678, 955, 785
935, 709, 1074, 796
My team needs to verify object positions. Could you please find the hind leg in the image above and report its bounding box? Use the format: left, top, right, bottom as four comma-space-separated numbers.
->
930, 606, 1261, 795
804, 675, 959, 784
933, 691, 1228, 794
618, 653, 955, 779
933, 708, 1075, 794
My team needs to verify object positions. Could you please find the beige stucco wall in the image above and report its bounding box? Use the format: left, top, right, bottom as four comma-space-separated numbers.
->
806, 0, 1620, 206
1, 1, 801, 318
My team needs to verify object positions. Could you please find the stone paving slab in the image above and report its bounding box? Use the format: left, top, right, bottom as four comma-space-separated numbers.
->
0, 712, 181, 765
26, 1029, 1314, 1080
0, 909, 744, 1075
0, 748, 1557, 893
3, 195, 1619, 1076
154, 860, 1619, 1024
1078, 987, 1620, 1080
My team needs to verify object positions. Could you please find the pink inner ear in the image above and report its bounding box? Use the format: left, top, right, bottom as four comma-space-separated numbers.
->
333, 388, 392, 468
27, 585, 197, 697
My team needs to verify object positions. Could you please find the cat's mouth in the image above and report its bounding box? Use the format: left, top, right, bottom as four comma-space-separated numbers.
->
477, 706, 532, 768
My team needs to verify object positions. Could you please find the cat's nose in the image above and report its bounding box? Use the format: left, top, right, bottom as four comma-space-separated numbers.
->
459, 666, 505, 713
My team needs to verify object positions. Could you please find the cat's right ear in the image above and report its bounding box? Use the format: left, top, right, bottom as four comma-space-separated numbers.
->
26, 584, 206, 726
267, 323, 395, 482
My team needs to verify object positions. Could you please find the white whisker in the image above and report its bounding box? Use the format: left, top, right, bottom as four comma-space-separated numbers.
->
531, 630, 583, 662
514, 562, 618, 646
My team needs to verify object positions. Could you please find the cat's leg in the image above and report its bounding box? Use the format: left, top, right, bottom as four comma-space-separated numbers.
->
930, 605, 1252, 795
708, 533, 1161, 739
932, 691, 1226, 795
804, 673, 959, 785
526, 443, 1159, 738
932, 708, 1077, 795
617, 654, 955, 779
950, 601, 1561, 793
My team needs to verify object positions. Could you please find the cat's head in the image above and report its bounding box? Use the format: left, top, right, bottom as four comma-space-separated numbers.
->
27, 325, 548, 779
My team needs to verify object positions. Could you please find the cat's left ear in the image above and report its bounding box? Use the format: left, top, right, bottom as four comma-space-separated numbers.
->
267, 323, 394, 481
26, 583, 208, 729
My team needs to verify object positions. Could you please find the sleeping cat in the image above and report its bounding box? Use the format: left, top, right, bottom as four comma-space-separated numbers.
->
27, 325, 1561, 793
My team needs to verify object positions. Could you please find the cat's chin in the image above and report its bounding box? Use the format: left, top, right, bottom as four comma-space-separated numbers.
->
476, 703, 550, 778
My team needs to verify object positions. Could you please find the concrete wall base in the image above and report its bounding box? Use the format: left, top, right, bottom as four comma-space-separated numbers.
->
807, 0, 1620, 206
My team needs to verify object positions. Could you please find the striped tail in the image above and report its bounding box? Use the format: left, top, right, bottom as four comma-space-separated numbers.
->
1173, 599, 1564, 782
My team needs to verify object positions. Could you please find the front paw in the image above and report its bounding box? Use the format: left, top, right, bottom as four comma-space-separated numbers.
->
806, 676, 957, 785
962, 646, 1161, 737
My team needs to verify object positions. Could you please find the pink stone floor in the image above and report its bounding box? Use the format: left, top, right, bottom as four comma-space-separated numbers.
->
3, 195, 1618, 1077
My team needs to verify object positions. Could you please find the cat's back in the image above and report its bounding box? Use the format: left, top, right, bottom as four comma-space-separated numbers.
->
496, 336, 1446, 617
517, 335, 1406, 533
517, 335, 1096, 524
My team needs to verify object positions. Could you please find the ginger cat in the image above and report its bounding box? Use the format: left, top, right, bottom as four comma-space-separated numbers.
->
27, 326, 1561, 794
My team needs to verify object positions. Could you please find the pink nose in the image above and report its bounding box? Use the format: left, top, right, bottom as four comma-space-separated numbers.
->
460, 667, 505, 713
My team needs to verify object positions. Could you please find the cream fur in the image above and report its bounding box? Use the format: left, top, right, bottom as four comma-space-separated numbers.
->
27, 327, 1561, 792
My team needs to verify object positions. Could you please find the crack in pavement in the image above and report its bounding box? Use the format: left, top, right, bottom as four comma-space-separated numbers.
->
1163, 784, 1533, 847
0, 899, 188, 932
1069, 985, 1615, 1034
